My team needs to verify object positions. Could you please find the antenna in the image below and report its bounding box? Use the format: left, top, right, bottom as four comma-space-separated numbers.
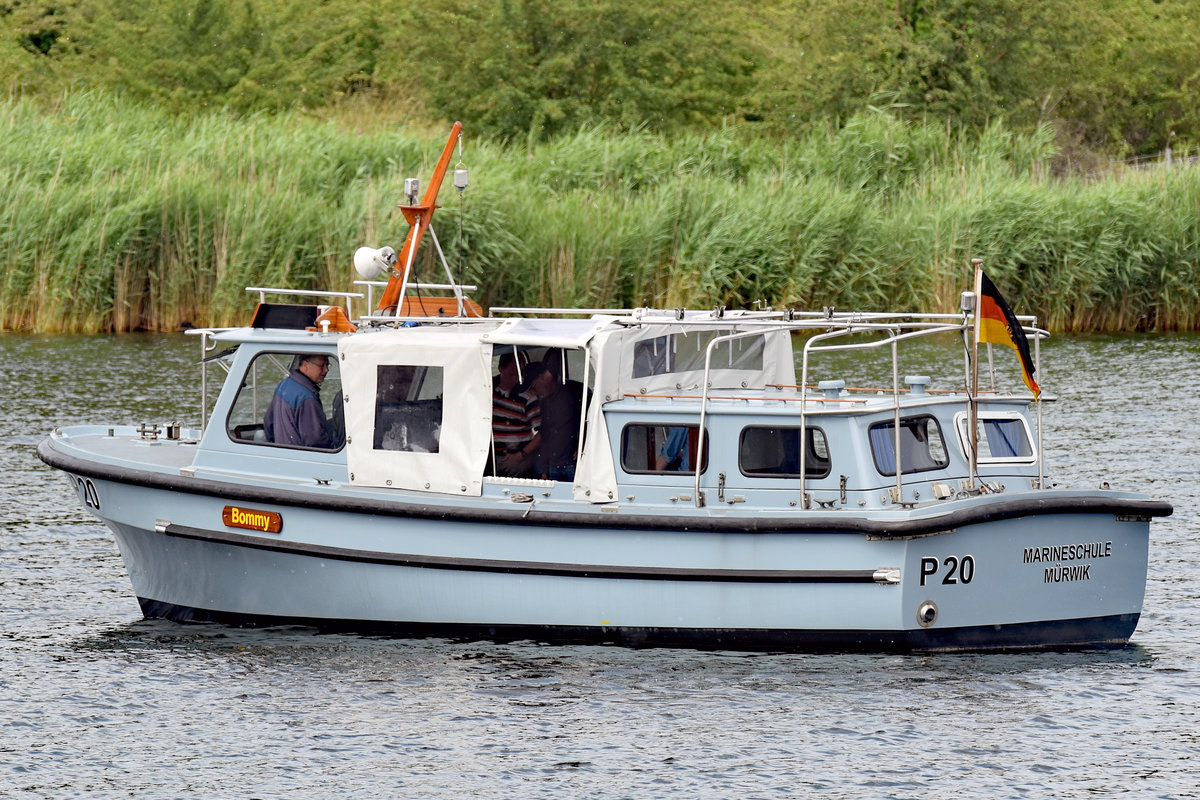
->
454, 149, 469, 303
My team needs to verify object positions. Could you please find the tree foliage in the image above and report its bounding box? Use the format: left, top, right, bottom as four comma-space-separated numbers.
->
52, 0, 386, 112
0, 0, 1197, 154
0, 0, 80, 91
1051, 0, 1200, 153
760, 0, 1056, 128
411, 0, 758, 142
755, 0, 1200, 154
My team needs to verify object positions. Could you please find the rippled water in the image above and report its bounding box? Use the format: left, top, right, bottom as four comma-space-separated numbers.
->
2, 333, 1197, 798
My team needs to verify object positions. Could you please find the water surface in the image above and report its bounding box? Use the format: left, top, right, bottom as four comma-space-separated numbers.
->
2, 333, 1197, 798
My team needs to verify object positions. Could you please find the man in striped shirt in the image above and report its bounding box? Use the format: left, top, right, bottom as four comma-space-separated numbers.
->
492, 352, 540, 477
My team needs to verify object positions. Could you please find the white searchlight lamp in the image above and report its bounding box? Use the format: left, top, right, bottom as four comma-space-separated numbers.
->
353, 245, 398, 280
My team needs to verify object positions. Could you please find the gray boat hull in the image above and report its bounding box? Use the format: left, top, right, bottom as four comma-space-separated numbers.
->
45, 437, 1159, 652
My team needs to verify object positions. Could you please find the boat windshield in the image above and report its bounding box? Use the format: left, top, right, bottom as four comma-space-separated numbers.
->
226, 351, 345, 451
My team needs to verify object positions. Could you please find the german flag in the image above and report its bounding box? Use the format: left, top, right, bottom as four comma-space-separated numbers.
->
977, 271, 1041, 398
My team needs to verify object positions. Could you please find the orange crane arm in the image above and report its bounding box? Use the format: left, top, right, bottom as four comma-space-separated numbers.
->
375, 121, 463, 313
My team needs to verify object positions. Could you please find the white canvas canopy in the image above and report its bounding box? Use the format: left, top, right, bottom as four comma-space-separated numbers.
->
339, 315, 795, 502
340, 327, 494, 496
575, 321, 796, 503
480, 316, 621, 349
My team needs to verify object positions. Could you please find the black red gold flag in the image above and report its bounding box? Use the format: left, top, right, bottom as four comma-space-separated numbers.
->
977, 271, 1041, 398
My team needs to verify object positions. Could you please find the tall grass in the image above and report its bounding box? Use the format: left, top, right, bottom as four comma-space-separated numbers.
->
2, 93, 1198, 332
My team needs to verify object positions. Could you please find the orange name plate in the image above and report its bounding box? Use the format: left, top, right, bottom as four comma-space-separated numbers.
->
222, 505, 283, 533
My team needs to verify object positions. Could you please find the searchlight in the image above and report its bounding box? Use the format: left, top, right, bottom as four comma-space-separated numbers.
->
353, 246, 398, 281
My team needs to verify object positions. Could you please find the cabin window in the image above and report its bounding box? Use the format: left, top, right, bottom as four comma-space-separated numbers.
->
631, 331, 765, 378
620, 424, 708, 475
739, 425, 831, 478
956, 414, 1035, 462
373, 365, 444, 453
226, 352, 344, 451
869, 415, 948, 476
632, 336, 673, 378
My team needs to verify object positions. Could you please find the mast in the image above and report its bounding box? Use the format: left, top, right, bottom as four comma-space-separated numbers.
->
376, 121, 463, 314
969, 257, 983, 488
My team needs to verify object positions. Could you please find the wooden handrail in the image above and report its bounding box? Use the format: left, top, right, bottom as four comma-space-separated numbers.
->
625, 393, 868, 404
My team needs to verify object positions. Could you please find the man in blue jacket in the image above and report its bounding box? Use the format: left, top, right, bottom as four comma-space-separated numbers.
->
264, 354, 331, 448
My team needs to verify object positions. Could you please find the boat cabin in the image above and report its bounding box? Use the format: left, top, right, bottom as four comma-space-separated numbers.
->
190, 304, 1044, 515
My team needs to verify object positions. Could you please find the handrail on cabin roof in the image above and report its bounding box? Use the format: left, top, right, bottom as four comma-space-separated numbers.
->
245, 286, 365, 320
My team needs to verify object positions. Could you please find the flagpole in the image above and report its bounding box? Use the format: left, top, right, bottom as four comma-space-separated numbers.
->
986, 342, 996, 391
969, 258, 983, 489
1035, 332, 1044, 489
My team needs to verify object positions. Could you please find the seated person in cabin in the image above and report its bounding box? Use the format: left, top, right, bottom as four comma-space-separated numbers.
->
263, 354, 333, 448
492, 352, 540, 477
522, 359, 585, 482
654, 426, 690, 471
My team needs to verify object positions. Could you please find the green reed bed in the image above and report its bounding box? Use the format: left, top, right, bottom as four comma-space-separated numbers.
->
2, 93, 1197, 332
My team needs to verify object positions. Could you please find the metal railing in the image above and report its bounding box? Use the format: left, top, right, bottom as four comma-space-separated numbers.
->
684, 314, 1047, 509
245, 287, 364, 319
